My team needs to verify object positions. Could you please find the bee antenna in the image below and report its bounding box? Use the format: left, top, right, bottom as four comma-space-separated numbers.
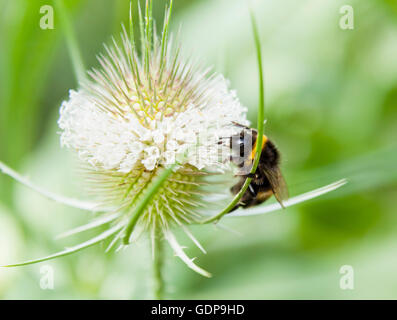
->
231, 121, 249, 129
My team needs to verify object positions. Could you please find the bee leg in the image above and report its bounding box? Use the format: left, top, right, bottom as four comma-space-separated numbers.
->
235, 172, 255, 178
230, 155, 241, 163
217, 137, 230, 145
228, 201, 246, 213
231, 121, 250, 129
248, 184, 257, 196
228, 205, 239, 212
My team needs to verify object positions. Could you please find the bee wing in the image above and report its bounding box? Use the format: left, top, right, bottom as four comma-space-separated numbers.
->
263, 166, 289, 207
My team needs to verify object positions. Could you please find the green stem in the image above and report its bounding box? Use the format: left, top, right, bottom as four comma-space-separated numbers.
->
200, 177, 253, 224
201, 9, 265, 224
53, 0, 86, 83
153, 230, 164, 299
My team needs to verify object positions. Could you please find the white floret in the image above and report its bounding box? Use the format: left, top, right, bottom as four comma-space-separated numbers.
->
58, 74, 248, 173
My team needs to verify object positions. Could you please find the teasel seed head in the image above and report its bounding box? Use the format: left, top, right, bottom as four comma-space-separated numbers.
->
57, 0, 248, 276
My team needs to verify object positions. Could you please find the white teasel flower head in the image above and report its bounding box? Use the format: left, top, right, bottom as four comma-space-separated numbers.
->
57, 1, 248, 276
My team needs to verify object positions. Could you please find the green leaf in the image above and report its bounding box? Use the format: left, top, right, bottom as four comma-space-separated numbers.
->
164, 230, 211, 278
227, 179, 347, 217
2, 224, 123, 267
56, 212, 121, 239
0, 160, 108, 212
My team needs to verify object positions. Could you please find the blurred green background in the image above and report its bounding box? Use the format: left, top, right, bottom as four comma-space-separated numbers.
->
1, 0, 397, 299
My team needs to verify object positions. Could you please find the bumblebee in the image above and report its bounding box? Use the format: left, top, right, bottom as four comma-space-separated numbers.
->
227, 123, 288, 211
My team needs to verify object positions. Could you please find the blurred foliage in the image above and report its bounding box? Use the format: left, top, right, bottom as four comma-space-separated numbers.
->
0, 0, 397, 299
